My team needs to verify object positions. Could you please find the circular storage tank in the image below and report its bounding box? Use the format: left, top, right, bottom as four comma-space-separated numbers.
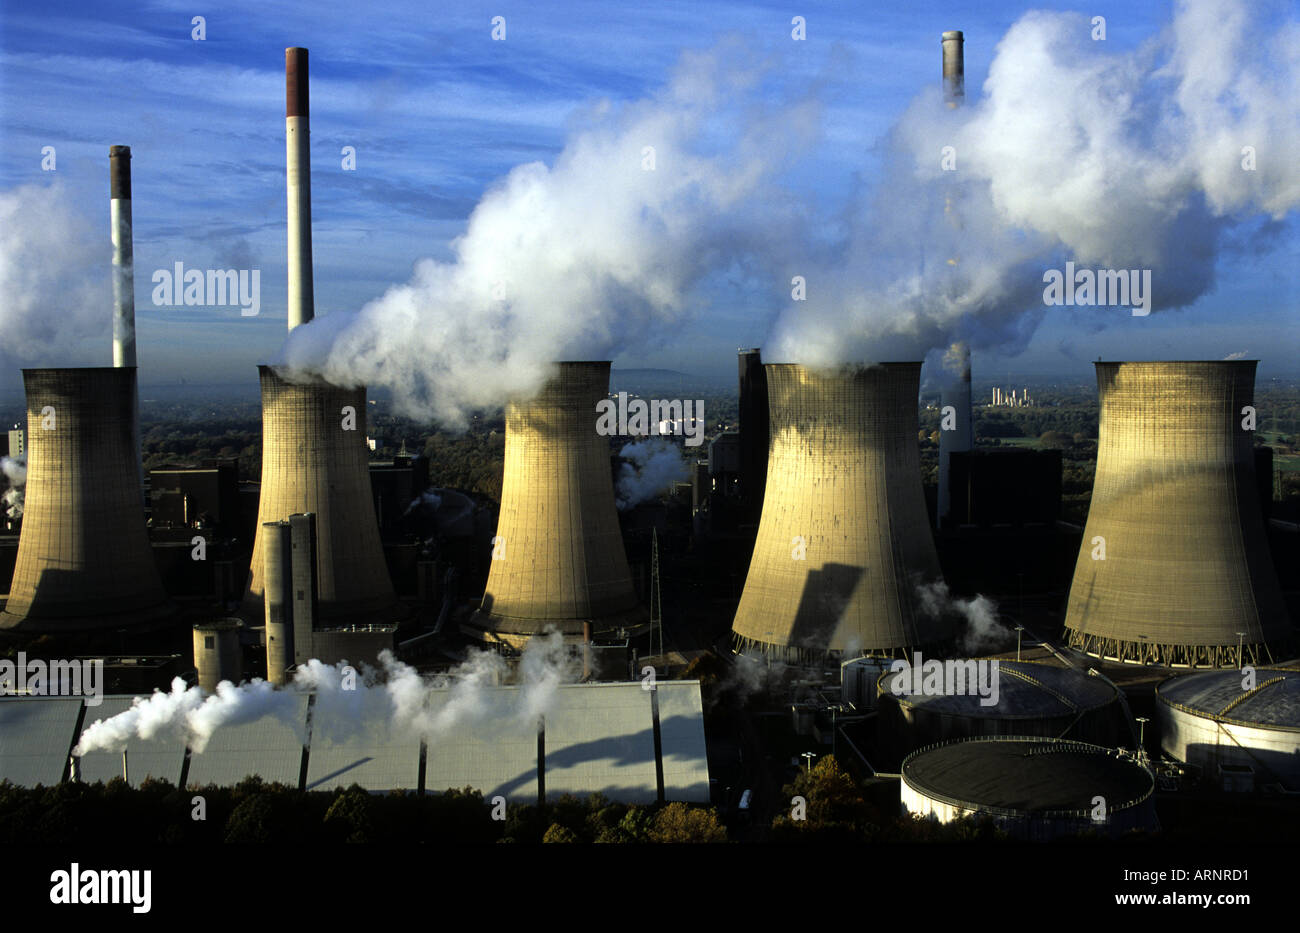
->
1157, 669, 1300, 790
877, 659, 1130, 755
901, 736, 1158, 840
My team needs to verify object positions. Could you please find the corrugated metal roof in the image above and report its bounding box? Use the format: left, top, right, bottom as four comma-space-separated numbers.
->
0, 696, 81, 786
423, 687, 538, 801
304, 702, 420, 792
656, 682, 710, 802
544, 683, 658, 803
76, 697, 186, 787
186, 694, 309, 787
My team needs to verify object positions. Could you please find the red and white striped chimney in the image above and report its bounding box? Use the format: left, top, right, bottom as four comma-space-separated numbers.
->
286, 47, 314, 331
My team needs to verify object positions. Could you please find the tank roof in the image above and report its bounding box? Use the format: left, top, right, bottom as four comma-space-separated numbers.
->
902, 737, 1152, 813
882, 660, 1116, 718
1157, 669, 1300, 731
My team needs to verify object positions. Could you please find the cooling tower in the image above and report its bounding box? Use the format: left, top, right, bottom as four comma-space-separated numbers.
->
0, 368, 170, 631
242, 366, 395, 623
1063, 361, 1290, 667
472, 361, 646, 643
731, 363, 952, 663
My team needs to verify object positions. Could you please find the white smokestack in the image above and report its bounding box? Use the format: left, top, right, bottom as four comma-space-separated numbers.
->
109, 146, 135, 368
286, 47, 314, 332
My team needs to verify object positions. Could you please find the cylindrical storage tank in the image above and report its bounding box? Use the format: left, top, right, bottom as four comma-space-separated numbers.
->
731, 363, 951, 664
243, 366, 395, 624
263, 520, 293, 684
471, 361, 646, 646
900, 736, 1158, 840
193, 619, 243, 692
0, 368, 170, 631
877, 660, 1129, 755
1156, 669, 1300, 790
1064, 362, 1289, 667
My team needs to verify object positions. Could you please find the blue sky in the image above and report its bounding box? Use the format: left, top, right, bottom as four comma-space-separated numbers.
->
0, 0, 1295, 398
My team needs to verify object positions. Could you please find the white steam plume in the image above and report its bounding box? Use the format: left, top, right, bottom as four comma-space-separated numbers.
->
768, 0, 1300, 367
74, 632, 581, 756
279, 40, 818, 426
917, 581, 1011, 654
1, 455, 25, 520
615, 437, 689, 510
0, 184, 110, 365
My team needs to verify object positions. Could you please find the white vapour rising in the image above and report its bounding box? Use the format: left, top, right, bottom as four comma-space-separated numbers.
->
403, 488, 442, 517
615, 437, 690, 510
1, 455, 25, 519
279, 40, 818, 427
73, 631, 579, 756
917, 581, 1011, 654
768, 0, 1300, 367
0, 184, 110, 365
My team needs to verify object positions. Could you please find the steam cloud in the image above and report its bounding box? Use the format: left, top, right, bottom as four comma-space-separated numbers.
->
73, 631, 579, 756
615, 437, 690, 510
279, 39, 817, 426
917, 581, 1011, 654
1, 455, 25, 520
0, 184, 110, 366
769, 0, 1300, 366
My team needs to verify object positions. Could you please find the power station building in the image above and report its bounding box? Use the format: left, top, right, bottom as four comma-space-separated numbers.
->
0, 368, 170, 631
731, 363, 952, 663
471, 361, 646, 645
1063, 361, 1291, 667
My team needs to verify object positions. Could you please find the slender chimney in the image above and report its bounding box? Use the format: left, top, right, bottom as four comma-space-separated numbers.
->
110, 146, 142, 482
109, 146, 136, 367
937, 30, 971, 530
286, 47, 314, 331
942, 30, 964, 107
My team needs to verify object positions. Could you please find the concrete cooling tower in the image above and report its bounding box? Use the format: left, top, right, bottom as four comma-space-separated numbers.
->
1064, 361, 1290, 667
0, 368, 170, 631
242, 366, 395, 623
731, 363, 952, 663
471, 361, 646, 645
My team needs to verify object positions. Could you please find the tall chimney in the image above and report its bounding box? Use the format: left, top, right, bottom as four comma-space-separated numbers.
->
286, 47, 314, 331
109, 146, 136, 367
937, 30, 971, 530
941, 30, 964, 107
110, 146, 142, 481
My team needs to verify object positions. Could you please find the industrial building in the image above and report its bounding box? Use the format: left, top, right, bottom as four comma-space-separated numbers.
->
1063, 362, 1291, 667
0, 682, 710, 804
900, 736, 1158, 840
470, 361, 647, 645
1156, 669, 1300, 791
732, 363, 952, 663
0, 368, 171, 632
876, 659, 1131, 752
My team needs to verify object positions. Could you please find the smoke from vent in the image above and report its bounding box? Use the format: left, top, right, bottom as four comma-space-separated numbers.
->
0, 185, 109, 365
403, 488, 442, 517
916, 581, 1011, 654
615, 437, 689, 510
73, 631, 579, 755
1, 455, 25, 520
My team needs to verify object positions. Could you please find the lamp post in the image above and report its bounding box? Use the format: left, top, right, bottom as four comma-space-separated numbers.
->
1015, 625, 1025, 662
801, 751, 817, 775
1236, 631, 1246, 670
